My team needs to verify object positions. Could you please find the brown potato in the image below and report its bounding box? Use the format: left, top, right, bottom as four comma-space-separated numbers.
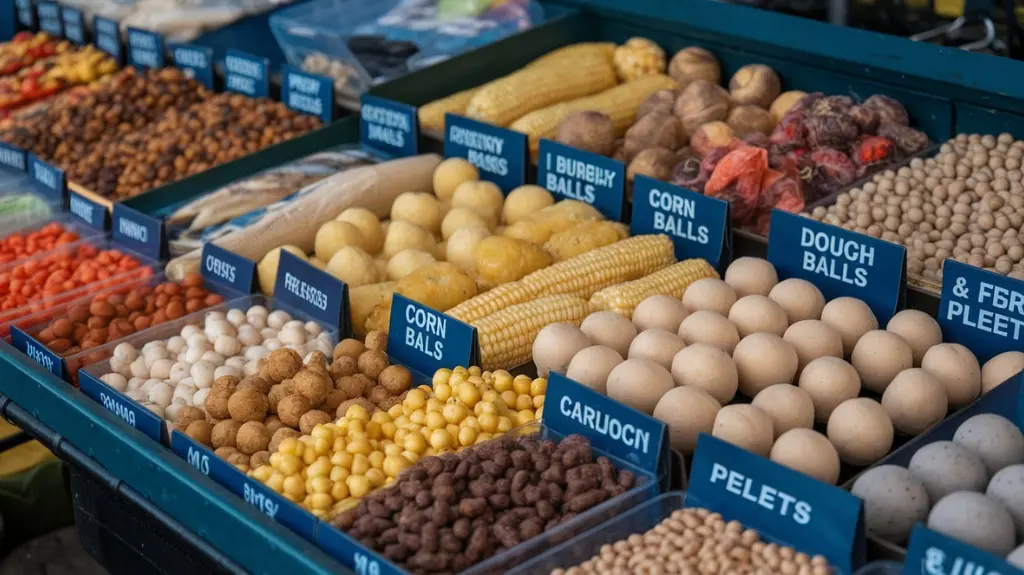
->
627, 148, 677, 182
690, 122, 736, 157
668, 47, 721, 87
727, 105, 776, 137
623, 113, 685, 163
637, 90, 679, 119
729, 64, 781, 109
674, 80, 730, 135
554, 111, 617, 157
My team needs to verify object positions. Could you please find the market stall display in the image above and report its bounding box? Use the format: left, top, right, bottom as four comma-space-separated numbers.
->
0, 32, 65, 76
0, 44, 117, 118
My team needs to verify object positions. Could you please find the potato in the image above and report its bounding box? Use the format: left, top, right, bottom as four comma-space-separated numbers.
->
627, 148, 676, 182
433, 158, 478, 202
382, 220, 437, 259
668, 46, 721, 87
336, 208, 384, 255
474, 236, 552, 286
729, 64, 781, 109
727, 105, 775, 137
391, 192, 443, 235
502, 220, 553, 245
441, 208, 490, 240
545, 221, 628, 261
623, 113, 685, 162
770, 91, 807, 122
555, 111, 617, 157
314, 220, 363, 262
674, 80, 730, 135
502, 185, 554, 225
325, 246, 378, 288
447, 227, 491, 273
452, 180, 503, 227
386, 249, 436, 280
366, 262, 479, 333
637, 89, 679, 120
309, 258, 326, 270
349, 282, 396, 336
257, 245, 306, 295
690, 122, 736, 157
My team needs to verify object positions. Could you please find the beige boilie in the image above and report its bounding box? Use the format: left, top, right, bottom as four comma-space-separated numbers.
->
551, 507, 831, 575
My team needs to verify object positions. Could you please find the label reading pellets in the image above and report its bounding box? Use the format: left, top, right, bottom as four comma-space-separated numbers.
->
689, 434, 864, 573
767, 210, 906, 323
444, 114, 526, 193
905, 525, 1024, 575
37, 2, 63, 38
272, 250, 348, 334
171, 44, 213, 89
61, 7, 85, 44
938, 259, 1024, 363
282, 65, 333, 123
0, 143, 26, 172
537, 139, 624, 221
94, 17, 121, 63
360, 95, 417, 158
224, 50, 268, 98
112, 203, 164, 260
201, 243, 255, 294
28, 154, 65, 204
127, 28, 164, 70
631, 175, 730, 268
79, 370, 165, 443
388, 294, 476, 377
69, 192, 107, 231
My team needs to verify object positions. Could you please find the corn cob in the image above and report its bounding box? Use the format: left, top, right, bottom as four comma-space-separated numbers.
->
465, 54, 618, 127
448, 234, 675, 324
474, 294, 592, 370
510, 74, 679, 157
417, 88, 479, 134
524, 42, 616, 70
590, 259, 719, 317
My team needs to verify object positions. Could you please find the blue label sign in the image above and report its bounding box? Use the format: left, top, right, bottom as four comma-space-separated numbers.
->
61, 7, 85, 44
544, 372, 669, 477
388, 294, 477, 377
0, 143, 26, 172
93, 16, 121, 63
201, 243, 255, 294
938, 259, 1024, 363
444, 114, 527, 193
28, 154, 65, 204
126, 27, 164, 70
272, 251, 348, 334
537, 139, 625, 221
360, 94, 417, 158
631, 175, 730, 269
11, 326, 65, 380
171, 431, 317, 542
36, 2, 62, 37
79, 370, 167, 444
112, 203, 164, 260
68, 191, 108, 231
224, 50, 269, 98
767, 210, 906, 324
170, 44, 213, 89
16, 0, 34, 29
689, 433, 864, 573
317, 524, 404, 575
282, 65, 333, 123
904, 525, 1024, 575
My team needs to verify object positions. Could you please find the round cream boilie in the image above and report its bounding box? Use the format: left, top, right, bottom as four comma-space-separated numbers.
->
751, 383, 814, 438
820, 297, 878, 357
670, 343, 737, 404
922, 343, 982, 408
728, 295, 789, 338
827, 398, 894, 466
881, 368, 947, 435
851, 330, 914, 394
581, 311, 638, 358
632, 294, 689, 333
628, 328, 686, 370
682, 278, 737, 316
532, 323, 591, 378
769, 278, 825, 323
770, 428, 840, 484
653, 386, 720, 455
723, 257, 778, 297
799, 356, 861, 422
783, 320, 843, 375
712, 404, 775, 457
981, 351, 1024, 393
732, 333, 798, 397
565, 345, 624, 395
886, 309, 942, 366
678, 310, 740, 355
606, 358, 674, 414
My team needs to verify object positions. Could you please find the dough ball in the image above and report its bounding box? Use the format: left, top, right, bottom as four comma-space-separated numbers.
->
581, 311, 638, 358
851, 465, 930, 544
314, 220, 363, 262
733, 333, 798, 397
629, 328, 686, 370
678, 310, 740, 355
654, 386, 720, 455
433, 158, 478, 202
566, 346, 623, 395
751, 384, 814, 438
607, 358, 674, 414
799, 357, 861, 422
442, 208, 490, 240
768, 278, 825, 323
982, 351, 1024, 393
632, 295, 689, 333
452, 180, 503, 226
909, 441, 989, 502
783, 320, 843, 375
682, 278, 736, 316
987, 465, 1024, 537
712, 404, 775, 457
728, 295, 789, 338
532, 323, 591, 377
954, 413, 1024, 474
391, 192, 443, 235
820, 297, 878, 357
922, 343, 982, 408
502, 185, 553, 225
723, 257, 778, 297
446, 227, 490, 273
386, 249, 436, 281
827, 398, 893, 466
881, 368, 947, 435
928, 492, 1016, 556
336, 208, 383, 255
886, 309, 942, 366
770, 428, 839, 484
850, 330, 914, 394
670, 343, 737, 405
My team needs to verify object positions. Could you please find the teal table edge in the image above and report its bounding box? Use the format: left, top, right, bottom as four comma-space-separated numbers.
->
0, 339, 349, 575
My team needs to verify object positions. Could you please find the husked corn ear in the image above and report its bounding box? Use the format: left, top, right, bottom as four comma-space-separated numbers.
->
474, 294, 592, 370
448, 234, 675, 323
465, 54, 618, 127
525, 43, 616, 69
510, 74, 679, 156
590, 259, 719, 317
418, 88, 478, 134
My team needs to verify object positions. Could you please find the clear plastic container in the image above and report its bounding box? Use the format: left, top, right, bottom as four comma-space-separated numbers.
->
0, 177, 59, 237
0, 213, 105, 262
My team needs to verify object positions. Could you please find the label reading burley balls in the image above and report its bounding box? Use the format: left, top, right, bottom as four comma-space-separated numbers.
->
282, 65, 333, 123
537, 139, 625, 221
10, 325, 64, 380
272, 250, 349, 335
631, 175, 730, 268
0, 142, 26, 172
224, 50, 269, 98
79, 370, 166, 443
387, 294, 477, 377
688, 434, 865, 573
444, 114, 526, 193
545, 372, 669, 479
36, 2, 63, 38
360, 94, 417, 158
767, 209, 906, 323
317, 524, 404, 575
69, 191, 108, 231
171, 44, 213, 89
904, 525, 1024, 575
93, 17, 121, 63
200, 243, 255, 294
28, 154, 65, 205
126, 27, 164, 70
61, 7, 85, 44
112, 203, 165, 260
938, 259, 1024, 362
16, 0, 35, 29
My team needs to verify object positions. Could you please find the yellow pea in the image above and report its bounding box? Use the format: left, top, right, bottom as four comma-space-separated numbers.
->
346, 437, 372, 456
434, 382, 452, 402
516, 409, 536, 426
402, 450, 420, 464
381, 422, 397, 439
516, 394, 533, 411
458, 426, 478, 447
302, 448, 318, 465
388, 403, 404, 419
458, 382, 482, 406
269, 452, 284, 469
346, 404, 370, 422
430, 429, 454, 451
405, 389, 427, 410
309, 476, 333, 494
331, 451, 354, 469
410, 409, 426, 425
283, 476, 306, 499
312, 425, 335, 442
347, 475, 371, 498
279, 453, 303, 475
277, 438, 300, 456
383, 454, 412, 477
365, 421, 383, 440
426, 410, 446, 430
331, 481, 350, 501
530, 377, 547, 396
310, 493, 333, 510
366, 468, 386, 487
533, 395, 545, 409
497, 416, 513, 432
351, 454, 371, 476
266, 472, 285, 493
500, 390, 518, 407
330, 466, 349, 483
405, 433, 427, 454
463, 415, 481, 430
368, 451, 385, 470
251, 465, 273, 482
513, 375, 532, 395
479, 413, 498, 433
308, 456, 332, 478
432, 368, 453, 387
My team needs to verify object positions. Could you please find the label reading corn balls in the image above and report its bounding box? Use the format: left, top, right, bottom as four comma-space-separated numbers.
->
631, 174, 731, 267
389, 294, 477, 377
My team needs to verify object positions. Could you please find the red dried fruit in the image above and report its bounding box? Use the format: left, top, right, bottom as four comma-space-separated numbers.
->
848, 105, 880, 135
853, 136, 895, 166
755, 176, 805, 235
863, 94, 909, 126
705, 146, 768, 199
674, 146, 729, 192
809, 147, 858, 195
805, 114, 859, 149
670, 154, 703, 188
717, 184, 758, 225
770, 111, 808, 150
878, 123, 929, 154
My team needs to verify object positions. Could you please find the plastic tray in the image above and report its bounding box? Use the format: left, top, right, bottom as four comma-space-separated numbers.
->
0, 213, 106, 253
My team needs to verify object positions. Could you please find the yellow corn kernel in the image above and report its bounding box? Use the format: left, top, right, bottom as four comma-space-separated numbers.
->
590, 258, 719, 317
474, 294, 592, 370
525, 43, 615, 70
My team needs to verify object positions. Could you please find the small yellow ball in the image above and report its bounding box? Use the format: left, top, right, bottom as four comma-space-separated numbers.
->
432, 368, 453, 387
530, 377, 547, 397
